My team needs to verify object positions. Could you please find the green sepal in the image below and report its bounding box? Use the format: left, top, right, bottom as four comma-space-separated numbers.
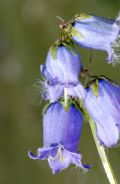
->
42, 101, 51, 115
62, 42, 77, 56
50, 37, 76, 59
50, 44, 58, 60
60, 98, 81, 112
88, 75, 120, 87
97, 75, 120, 86
90, 79, 99, 97
70, 27, 84, 39
63, 37, 75, 47
74, 13, 92, 21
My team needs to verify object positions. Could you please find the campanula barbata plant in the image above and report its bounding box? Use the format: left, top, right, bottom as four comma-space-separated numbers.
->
28, 12, 120, 184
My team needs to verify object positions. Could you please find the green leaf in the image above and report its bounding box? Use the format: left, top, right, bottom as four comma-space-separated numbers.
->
50, 45, 58, 60
70, 27, 84, 39
90, 79, 99, 97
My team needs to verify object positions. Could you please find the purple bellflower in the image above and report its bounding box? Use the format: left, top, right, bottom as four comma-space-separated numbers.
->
84, 78, 120, 147
28, 102, 90, 174
40, 45, 86, 102
71, 13, 120, 63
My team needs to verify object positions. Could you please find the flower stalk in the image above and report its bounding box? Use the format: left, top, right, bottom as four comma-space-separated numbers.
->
89, 116, 117, 184
79, 100, 118, 184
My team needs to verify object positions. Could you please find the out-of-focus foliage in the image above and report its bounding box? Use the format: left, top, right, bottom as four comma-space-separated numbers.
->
0, 0, 120, 184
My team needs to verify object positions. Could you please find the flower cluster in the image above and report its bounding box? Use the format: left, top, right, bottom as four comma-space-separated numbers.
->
28, 13, 120, 174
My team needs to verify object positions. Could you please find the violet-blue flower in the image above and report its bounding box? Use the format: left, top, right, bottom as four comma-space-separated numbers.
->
84, 78, 120, 147
40, 45, 86, 102
28, 102, 90, 174
71, 13, 120, 63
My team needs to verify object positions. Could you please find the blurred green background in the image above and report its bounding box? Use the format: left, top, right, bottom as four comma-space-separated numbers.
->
0, 0, 120, 184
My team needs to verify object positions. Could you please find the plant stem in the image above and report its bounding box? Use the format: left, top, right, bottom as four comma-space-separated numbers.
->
89, 117, 117, 184
79, 101, 118, 184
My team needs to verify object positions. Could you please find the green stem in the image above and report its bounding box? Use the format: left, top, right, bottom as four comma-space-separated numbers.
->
89, 118, 117, 184
79, 101, 117, 184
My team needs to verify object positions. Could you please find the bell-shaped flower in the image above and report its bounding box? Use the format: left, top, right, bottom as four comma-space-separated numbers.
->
28, 102, 90, 174
70, 13, 120, 63
40, 45, 86, 102
84, 78, 120, 147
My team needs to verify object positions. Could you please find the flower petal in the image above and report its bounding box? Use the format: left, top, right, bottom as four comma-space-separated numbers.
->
28, 145, 91, 174
28, 147, 58, 160
48, 147, 90, 174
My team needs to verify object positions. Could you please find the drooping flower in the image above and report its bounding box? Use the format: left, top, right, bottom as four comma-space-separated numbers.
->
70, 13, 120, 63
84, 78, 120, 147
28, 102, 90, 174
40, 45, 86, 102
